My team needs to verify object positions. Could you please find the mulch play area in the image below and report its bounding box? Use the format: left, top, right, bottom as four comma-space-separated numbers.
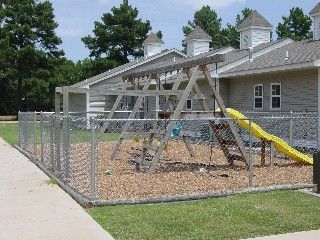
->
95, 140, 312, 201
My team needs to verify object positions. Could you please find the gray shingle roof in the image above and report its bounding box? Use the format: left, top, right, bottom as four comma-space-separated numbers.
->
71, 50, 183, 88
223, 40, 320, 75
210, 39, 287, 71
71, 38, 297, 88
237, 10, 273, 30
125, 39, 287, 78
184, 26, 212, 42
310, 2, 320, 15
142, 32, 164, 45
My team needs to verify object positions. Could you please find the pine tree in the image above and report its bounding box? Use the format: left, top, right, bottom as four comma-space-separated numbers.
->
82, 0, 157, 65
276, 7, 312, 41
221, 8, 253, 49
0, 0, 64, 112
182, 5, 224, 49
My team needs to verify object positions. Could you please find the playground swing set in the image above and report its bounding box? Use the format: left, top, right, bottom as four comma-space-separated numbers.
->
56, 53, 313, 175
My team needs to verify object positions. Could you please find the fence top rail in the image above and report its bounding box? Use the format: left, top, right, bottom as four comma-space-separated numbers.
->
94, 116, 318, 123
19, 112, 318, 121
243, 111, 317, 115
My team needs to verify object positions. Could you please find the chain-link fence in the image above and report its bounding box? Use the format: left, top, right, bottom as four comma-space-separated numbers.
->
18, 111, 317, 204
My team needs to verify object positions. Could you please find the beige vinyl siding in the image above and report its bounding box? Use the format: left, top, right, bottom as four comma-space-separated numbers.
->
219, 79, 229, 107
227, 69, 318, 112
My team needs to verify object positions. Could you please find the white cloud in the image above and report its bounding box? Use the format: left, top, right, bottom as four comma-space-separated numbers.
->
178, 0, 246, 9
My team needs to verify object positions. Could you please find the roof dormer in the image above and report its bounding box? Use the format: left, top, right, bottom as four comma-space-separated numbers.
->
184, 26, 212, 57
237, 10, 273, 50
310, 2, 320, 41
142, 33, 164, 59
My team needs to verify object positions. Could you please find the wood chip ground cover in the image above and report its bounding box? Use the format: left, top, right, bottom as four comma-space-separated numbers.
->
92, 140, 312, 201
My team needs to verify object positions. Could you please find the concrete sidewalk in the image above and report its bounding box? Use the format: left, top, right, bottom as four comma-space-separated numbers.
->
0, 138, 114, 240
244, 230, 320, 239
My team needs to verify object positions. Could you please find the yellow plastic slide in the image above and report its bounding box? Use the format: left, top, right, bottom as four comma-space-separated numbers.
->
222, 108, 313, 165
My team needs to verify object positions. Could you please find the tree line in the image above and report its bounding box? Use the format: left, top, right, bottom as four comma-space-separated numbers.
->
0, 0, 313, 114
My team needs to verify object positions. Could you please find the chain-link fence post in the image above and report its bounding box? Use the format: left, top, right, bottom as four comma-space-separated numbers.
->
63, 115, 70, 181
33, 111, 37, 158
318, 111, 320, 151
289, 111, 293, 146
18, 111, 21, 147
50, 114, 55, 170
55, 114, 61, 172
90, 117, 97, 200
40, 112, 44, 162
248, 119, 253, 188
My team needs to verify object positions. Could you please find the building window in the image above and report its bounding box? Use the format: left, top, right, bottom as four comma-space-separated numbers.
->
254, 84, 263, 110
186, 99, 193, 110
270, 83, 281, 110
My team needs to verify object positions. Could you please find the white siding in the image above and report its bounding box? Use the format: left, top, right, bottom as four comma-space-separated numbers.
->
240, 28, 270, 50
144, 44, 162, 59
187, 40, 210, 57
252, 29, 270, 48
313, 16, 320, 41
240, 29, 252, 50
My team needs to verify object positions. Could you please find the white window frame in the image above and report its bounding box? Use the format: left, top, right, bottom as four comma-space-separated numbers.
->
254, 84, 264, 110
270, 83, 281, 110
186, 99, 193, 111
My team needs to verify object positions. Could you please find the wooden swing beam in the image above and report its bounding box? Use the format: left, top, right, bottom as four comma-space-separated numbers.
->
122, 54, 224, 81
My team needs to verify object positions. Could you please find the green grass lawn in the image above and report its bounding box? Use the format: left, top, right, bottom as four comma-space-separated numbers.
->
2, 123, 320, 240
0, 122, 119, 146
0, 123, 18, 145
88, 191, 320, 240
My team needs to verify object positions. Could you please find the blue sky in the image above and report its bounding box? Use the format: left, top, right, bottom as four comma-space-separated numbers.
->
50, 0, 319, 61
